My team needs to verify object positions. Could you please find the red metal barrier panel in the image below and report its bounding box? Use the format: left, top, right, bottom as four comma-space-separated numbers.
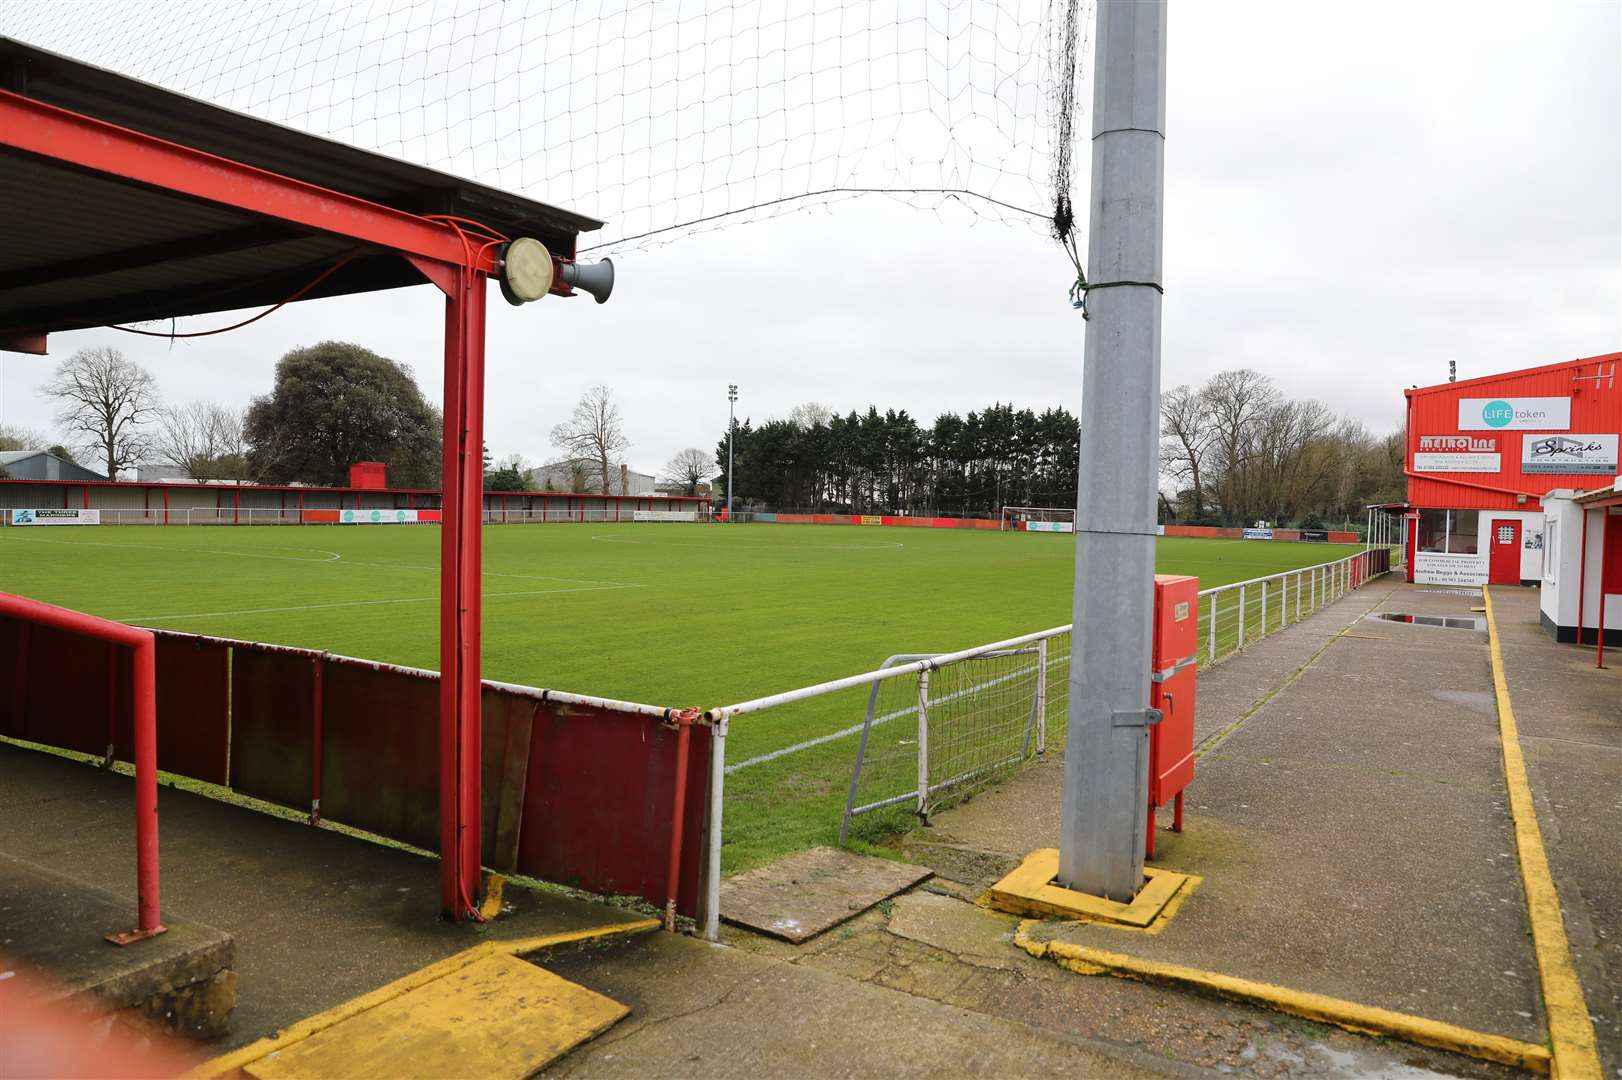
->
229, 644, 316, 811
479, 687, 538, 873
0, 618, 23, 737
6, 623, 122, 756
318, 658, 439, 849
516, 705, 711, 917
150, 634, 230, 785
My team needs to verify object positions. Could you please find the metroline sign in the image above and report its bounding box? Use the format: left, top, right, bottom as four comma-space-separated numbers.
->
1457, 397, 1570, 431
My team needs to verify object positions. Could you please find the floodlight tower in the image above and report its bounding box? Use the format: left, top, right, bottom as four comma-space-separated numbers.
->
1059, 0, 1168, 901
727, 384, 738, 520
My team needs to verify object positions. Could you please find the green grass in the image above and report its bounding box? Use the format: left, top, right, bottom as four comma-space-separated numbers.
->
0, 522, 1364, 870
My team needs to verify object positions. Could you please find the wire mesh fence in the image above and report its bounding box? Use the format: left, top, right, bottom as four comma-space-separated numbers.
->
708, 545, 1398, 871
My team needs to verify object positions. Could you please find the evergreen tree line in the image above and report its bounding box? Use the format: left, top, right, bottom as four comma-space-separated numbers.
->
714, 371, 1405, 528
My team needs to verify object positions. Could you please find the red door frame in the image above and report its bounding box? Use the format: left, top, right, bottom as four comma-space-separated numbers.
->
1, 89, 499, 921
1488, 518, 1521, 585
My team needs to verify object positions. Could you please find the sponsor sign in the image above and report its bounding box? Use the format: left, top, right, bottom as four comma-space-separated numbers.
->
9, 508, 99, 526
859, 515, 883, 526
1457, 397, 1570, 431
1417, 435, 1497, 451
334, 508, 434, 524
1413, 551, 1487, 587
1242, 527, 1274, 540
1521, 434, 1618, 475
632, 510, 699, 522
1298, 529, 1329, 543
1025, 520, 1073, 533
1413, 452, 1501, 473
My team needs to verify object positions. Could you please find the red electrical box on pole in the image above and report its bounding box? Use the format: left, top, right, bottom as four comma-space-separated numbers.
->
1147, 574, 1199, 858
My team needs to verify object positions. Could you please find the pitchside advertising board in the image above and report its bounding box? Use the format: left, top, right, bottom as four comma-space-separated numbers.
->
1025, 520, 1073, 533
9, 508, 99, 525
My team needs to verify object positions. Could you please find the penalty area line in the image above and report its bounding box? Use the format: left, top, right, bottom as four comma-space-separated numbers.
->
119, 583, 644, 624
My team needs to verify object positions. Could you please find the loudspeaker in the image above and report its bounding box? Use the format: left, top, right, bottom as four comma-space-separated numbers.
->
560, 257, 614, 304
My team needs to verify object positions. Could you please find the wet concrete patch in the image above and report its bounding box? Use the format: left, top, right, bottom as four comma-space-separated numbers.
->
719, 846, 931, 943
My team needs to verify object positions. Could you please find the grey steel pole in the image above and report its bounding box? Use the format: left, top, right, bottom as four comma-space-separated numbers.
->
1059, 0, 1167, 902
726, 384, 738, 520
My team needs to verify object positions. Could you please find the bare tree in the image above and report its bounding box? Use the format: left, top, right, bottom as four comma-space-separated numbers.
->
154, 400, 248, 480
788, 401, 834, 430
1159, 385, 1214, 519
1201, 369, 1279, 520
0, 422, 51, 452
662, 447, 711, 496
41, 347, 158, 479
550, 385, 629, 495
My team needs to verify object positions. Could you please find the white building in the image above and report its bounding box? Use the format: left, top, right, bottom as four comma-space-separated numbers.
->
1539, 480, 1622, 646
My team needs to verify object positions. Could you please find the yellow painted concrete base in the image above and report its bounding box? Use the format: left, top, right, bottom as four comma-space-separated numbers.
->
244, 952, 625, 1080
985, 849, 1196, 932
188, 919, 658, 1080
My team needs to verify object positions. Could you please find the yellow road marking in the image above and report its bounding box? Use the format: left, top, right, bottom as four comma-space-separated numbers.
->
1483, 587, 1602, 1079
1012, 921, 1552, 1073
480, 874, 506, 920
186, 918, 659, 1079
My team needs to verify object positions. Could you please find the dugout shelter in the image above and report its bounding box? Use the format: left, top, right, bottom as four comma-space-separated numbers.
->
0, 35, 605, 921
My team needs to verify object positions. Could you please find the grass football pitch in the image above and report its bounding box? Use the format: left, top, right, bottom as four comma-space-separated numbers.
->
0, 523, 1364, 870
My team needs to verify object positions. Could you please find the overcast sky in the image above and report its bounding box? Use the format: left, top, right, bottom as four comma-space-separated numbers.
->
1, 1, 1617, 478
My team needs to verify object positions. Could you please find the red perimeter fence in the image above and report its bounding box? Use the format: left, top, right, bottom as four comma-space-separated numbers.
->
0, 621, 711, 919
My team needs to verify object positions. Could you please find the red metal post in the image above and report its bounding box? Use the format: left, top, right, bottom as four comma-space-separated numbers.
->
1577, 509, 1590, 646
438, 265, 487, 920
104, 642, 117, 765
233, 487, 240, 525
162, 486, 169, 525
310, 655, 324, 824
82, 485, 89, 509
1600, 512, 1610, 670
663, 711, 697, 931
0, 592, 163, 942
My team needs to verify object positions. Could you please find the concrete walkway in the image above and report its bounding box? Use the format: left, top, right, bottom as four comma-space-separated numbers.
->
1490, 585, 1622, 1073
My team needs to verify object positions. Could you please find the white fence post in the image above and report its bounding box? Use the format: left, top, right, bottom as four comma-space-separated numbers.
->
1237, 583, 1247, 650
1262, 580, 1270, 635
916, 669, 931, 817
1207, 593, 1217, 661
1035, 638, 1048, 755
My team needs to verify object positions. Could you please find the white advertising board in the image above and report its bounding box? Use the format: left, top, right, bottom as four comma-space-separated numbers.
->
1242, 527, 1274, 540
1413, 551, 1487, 587
633, 510, 699, 522
1025, 520, 1073, 533
1413, 452, 1501, 473
9, 508, 99, 526
339, 508, 428, 524
1456, 397, 1570, 431
1521, 434, 1618, 475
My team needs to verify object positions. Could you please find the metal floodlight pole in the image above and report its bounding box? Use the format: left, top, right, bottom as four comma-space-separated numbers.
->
727, 384, 738, 520
1059, 0, 1168, 902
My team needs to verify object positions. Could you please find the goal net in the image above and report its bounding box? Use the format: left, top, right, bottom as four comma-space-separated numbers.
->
1000, 506, 1075, 533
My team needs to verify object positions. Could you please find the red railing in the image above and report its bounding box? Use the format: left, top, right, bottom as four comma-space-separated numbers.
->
0, 592, 163, 943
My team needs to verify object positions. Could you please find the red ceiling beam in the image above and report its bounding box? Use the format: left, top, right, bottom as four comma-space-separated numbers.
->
0, 90, 488, 273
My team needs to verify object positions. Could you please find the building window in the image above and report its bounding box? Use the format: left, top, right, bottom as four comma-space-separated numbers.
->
1416, 508, 1479, 554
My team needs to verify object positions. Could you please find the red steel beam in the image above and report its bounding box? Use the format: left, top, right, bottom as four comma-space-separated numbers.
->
0, 91, 488, 274
0, 591, 163, 942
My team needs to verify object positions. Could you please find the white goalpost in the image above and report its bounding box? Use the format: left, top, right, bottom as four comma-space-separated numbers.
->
1000, 506, 1076, 533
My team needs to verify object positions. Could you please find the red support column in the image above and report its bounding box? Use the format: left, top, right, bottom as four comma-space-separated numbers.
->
1600, 512, 1610, 670
233, 487, 240, 525
162, 487, 169, 525
438, 265, 487, 920
83, 484, 89, 509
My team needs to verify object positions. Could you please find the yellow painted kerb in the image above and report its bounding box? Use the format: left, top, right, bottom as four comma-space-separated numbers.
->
185, 918, 659, 1080
1012, 921, 1552, 1073
1483, 587, 1602, 1080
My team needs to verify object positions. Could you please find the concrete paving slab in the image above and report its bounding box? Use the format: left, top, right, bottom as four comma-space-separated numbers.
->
0, 741, 652, 1048
1490, 586, 1622, 1074
719, 846, 931, 943
0, 853, 235, 1039
537, 927, 1185, 1078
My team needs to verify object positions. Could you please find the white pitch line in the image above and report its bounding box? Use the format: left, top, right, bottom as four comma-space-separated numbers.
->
119, 583, 642, 623
1, 535, 344, 563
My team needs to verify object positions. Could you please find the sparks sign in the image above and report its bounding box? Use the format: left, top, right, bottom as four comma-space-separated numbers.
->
1457, 397, 1570, 431
1521, 434, 1619, 475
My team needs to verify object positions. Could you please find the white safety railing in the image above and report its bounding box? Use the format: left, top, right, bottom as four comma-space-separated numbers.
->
696, 544, 1399, 940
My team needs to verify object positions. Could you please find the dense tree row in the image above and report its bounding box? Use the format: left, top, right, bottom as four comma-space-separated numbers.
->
714, 403, 1081, 516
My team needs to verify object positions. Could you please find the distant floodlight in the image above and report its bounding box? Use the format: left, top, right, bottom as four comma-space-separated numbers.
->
559, 257, 615, 304
498, 237, 554, 305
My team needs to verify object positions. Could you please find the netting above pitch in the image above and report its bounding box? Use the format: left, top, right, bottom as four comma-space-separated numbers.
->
1, 0, 1090, 254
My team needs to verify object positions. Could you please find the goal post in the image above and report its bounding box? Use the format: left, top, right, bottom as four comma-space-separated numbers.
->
1000, 506, 1076, 533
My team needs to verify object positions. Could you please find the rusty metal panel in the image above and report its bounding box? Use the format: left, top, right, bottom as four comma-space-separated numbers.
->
515, 704, 712, 917
229, 644, 316, 811
318, 658, 440, 850
151, 633, 230, 785
480, 687, 535, 873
